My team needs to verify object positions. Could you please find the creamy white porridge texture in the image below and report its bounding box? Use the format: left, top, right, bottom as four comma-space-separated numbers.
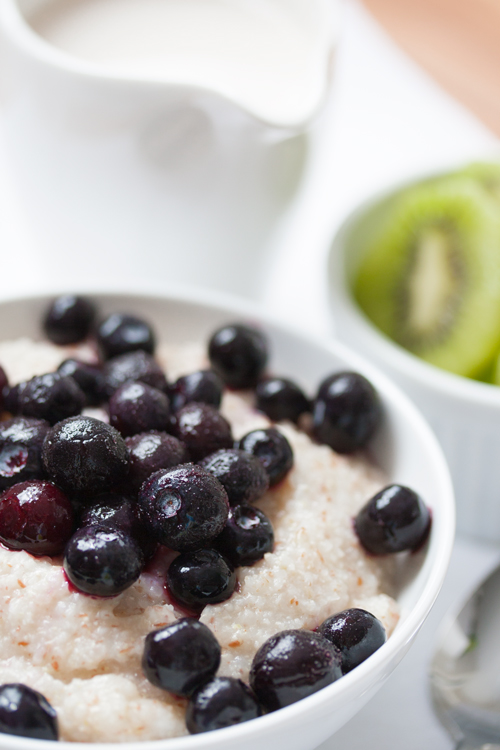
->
0, 339, 399, 743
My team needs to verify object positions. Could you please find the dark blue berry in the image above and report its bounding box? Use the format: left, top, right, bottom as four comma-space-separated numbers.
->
208, 324, 268, 389
256, 377, 310, 423
103, 350, 167, 398
17, 373, 85, 425
3, 384, 20, 415
142, 619, 221, 697
125, 431, 188, 492
0, 366, 8, 412
167, 548, 236, 611
186, 677, 262, 734
169, 370, 223, 413
64, 526, 143, 597
80, 493, 138, 534
138, 464, 228, 551
43, 295, 95, 345
42, 416, 129, 496
312, 372, 381, 454
249, 630, 342, 712
0, 480, 74, 556
199, 449, 268, 506
237, 428, 293, 486
57, 359, 105, 406
97, 313, 155, 359
0, 417, 50, 491
171, 403, 233, 462
214, 505, 274, 567
109, 381, 170, 437
355, 484, 431, 554
317, 609, 386, 674
0, 684, 58, 740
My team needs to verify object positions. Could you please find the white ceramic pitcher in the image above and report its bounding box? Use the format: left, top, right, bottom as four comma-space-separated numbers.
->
0, 0, 340, 298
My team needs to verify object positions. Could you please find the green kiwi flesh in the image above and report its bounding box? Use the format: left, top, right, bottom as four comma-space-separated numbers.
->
353, 179, 500, 378
457, 162, 500, 207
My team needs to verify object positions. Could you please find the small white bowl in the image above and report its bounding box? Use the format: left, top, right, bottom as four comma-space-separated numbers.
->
329, 180, 500, 542
0, 288, 454, 750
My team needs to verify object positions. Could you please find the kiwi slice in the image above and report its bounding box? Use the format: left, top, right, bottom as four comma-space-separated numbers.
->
353, 179, 500, 378
457, 162, 500, 207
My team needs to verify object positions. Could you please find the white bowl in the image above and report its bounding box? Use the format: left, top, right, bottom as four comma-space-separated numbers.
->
0, 288, 454, 750
329, 180, 500, 542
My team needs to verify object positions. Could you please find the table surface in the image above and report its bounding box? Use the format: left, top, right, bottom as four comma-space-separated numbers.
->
1, 2, 500, 747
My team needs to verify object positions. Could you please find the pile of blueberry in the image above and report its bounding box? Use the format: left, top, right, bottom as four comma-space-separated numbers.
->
0, 295, 431, 740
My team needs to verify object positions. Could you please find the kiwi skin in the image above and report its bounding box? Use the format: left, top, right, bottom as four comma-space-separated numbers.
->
353, 178, 500, 379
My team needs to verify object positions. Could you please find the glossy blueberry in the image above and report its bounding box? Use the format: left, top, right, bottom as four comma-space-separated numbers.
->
317, 609, 386, 674
249, 630, 342, 712
0, 366, 8, 412
17, 373, 85, 425
125, 431, 188, 492
167, 548, 236, 611
43, 294, 96, 346
0, 480, 74, 556
186, 677, 262, 734
169, 370, 223, 413
355, 484, 431, 554
255, 377, 310, 424
64, 526, 143, 597
312, 372, 382, 454
199, 449, 269, 506
237, 428, 293, 486
214, 505, 274, 567
0, 417, 50, 491
142, 619, 221, 697
138, 464, 229, 551
0, 684, 58, 740
42, 416, 129, 496
3, 384, 20, 415
109, 381, 170, 437
57, 359, 105, 406
208, 324, 268, 389
102, 350, 167, 398
97, 313, 155, 359
171, 403, 233, 462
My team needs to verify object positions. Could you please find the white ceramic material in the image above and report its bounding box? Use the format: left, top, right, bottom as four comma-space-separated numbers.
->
0, 287, 454, 750
328, 180, 500, 543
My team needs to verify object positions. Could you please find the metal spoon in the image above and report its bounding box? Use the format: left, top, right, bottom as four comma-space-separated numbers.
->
430, 563, 500, 750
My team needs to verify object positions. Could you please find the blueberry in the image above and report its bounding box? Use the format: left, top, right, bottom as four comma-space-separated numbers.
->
171, 403, 233, 462
169, 370, 224, 413
97, 313, 155, 359
109, 381, 170, 437
237, 428, 293, 486
64, 526, 143, 597
208, 324, 268, 389
355, 484, 431, 554
103, 350, 167, 398
125, 431, 188, 492
142, 619, 221, 696
0, 417, 50, 491
0, 366, 8, 412
186, 677, 262, 734
0, 480, 74, 556
138, 464, 228, 551
0, 684, 58, 740
17, 373, 85, 425
317, 609, 386, 674
256, 377, 310, 424
167, 548, 236, 611
42, 416, 129, 496
199, 449, 269, 506
3, 384, 20, 415
249, 630, 342, 712
214, 505, 274, 567
312, 372, 382, 454
43, 294, 96, 346
57, 359, 105, 407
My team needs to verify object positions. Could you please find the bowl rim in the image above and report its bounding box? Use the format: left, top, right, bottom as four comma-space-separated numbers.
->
328, 165, 500, 408
0, 286, 455, 749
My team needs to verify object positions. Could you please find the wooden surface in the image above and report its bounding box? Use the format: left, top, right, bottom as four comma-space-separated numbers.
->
362, 0, 500, 135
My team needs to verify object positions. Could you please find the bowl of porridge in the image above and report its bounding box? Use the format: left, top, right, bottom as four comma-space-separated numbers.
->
0, 289, 454, 750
